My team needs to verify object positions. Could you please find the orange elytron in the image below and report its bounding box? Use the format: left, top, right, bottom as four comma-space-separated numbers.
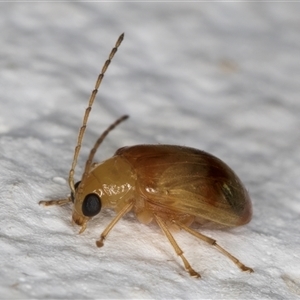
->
40, 33, 253, 278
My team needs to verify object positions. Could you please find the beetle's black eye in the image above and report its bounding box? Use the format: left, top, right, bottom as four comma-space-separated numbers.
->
82, 194, 101, 217
71, 181, 81, 203
74, 181, 81, 190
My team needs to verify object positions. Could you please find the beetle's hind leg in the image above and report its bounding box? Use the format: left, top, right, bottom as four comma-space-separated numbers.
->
173, 220, 254, 273
39, 197, 72, 206
154, 214, 201, 278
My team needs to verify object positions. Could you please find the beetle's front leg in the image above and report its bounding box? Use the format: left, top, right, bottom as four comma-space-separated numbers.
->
96, 201, 134, 247
39, 197, 72, 206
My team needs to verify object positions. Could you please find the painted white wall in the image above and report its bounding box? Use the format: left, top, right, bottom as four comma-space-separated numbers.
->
1, 3, 300, 299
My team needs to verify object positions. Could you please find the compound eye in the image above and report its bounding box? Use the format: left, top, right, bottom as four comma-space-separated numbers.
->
71, 181, 81, 203
74, 181, 81, 190
82, 194, 101, 217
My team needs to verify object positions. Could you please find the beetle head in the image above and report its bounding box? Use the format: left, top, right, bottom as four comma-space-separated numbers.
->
71, 180, 102, 233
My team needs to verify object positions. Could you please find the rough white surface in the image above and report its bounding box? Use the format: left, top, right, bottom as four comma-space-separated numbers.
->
1, 2, 300, 299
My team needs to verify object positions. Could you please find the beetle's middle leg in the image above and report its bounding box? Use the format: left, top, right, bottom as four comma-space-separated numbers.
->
173, 220, 254, 273
154, 214, 200, 278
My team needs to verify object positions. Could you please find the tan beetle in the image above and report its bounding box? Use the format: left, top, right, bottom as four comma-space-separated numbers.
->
40, 33, 253, 278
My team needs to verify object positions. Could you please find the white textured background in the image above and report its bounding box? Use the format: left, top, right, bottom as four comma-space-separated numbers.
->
1, 2, 300, 299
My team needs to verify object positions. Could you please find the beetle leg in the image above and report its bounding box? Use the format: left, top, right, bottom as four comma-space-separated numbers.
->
39, 197, 72, 206
173, 220, 254, 273
154, 214, 200, 278
96, 201, 134, 247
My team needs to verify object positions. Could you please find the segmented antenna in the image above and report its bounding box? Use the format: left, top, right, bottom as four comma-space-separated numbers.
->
68, 33, 125, 195
80, 114, 129, 186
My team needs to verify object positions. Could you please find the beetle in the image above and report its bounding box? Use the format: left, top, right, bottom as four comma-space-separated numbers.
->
39, 33, 253, 278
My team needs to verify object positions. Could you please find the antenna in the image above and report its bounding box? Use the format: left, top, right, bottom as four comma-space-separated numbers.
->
81, 114, 129, 186
68, 33, 125, 195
